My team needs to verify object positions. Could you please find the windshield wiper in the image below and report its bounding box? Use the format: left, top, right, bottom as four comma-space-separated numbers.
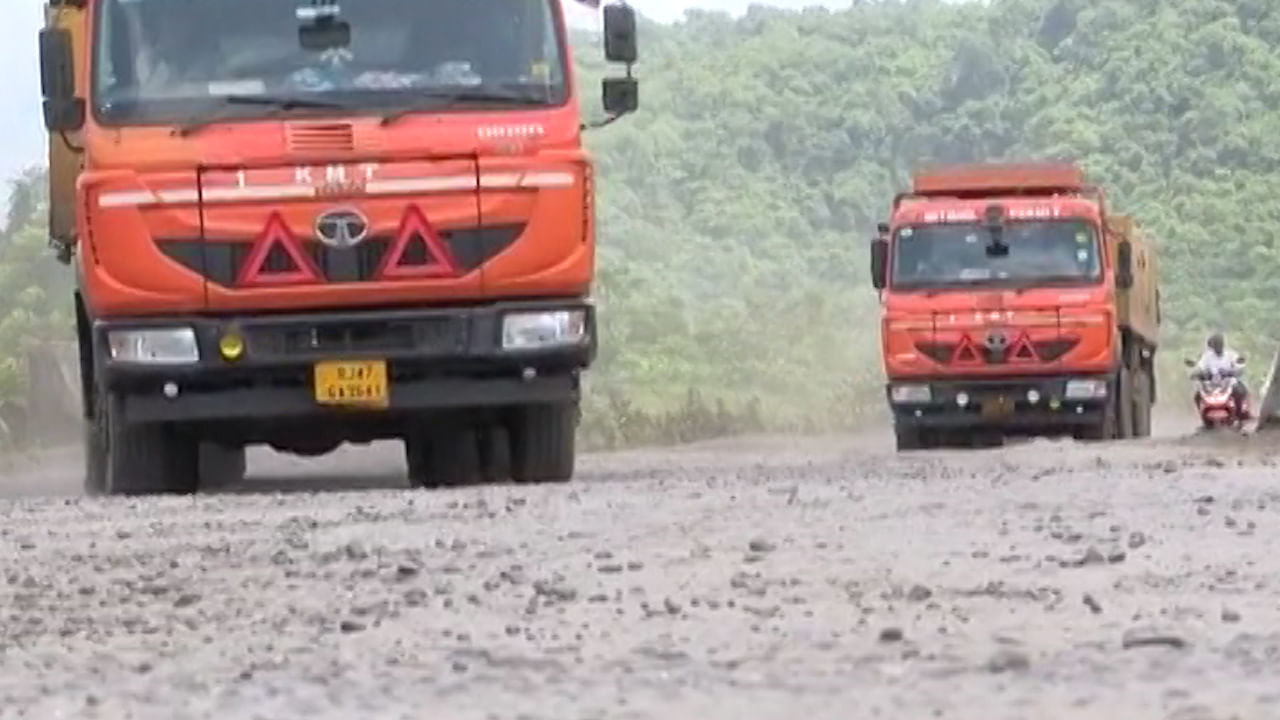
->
380, 89, 551, 126
175, 94, 353, 137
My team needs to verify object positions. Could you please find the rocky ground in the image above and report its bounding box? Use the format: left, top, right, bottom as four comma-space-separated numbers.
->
1, 420, 1279, 720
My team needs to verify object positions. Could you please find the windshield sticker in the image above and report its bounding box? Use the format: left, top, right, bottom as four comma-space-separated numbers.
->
208, 79, 265, 96
1075, 232, 1089, 244
899, 228, 914, 238
964, 233, 978, 244
1076, 248, 1090, 263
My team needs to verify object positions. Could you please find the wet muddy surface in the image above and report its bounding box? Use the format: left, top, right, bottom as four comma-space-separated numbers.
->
1, 422, 1278, 719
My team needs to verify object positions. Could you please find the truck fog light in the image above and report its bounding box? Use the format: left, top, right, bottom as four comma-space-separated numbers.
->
1049, 397, 1061, 410
107, 327, 199, 365
502, 309, 588, 351
218, 331, 245, 361
163, 381, 179, 399
955, 392, 970, 407
1026, 389, 1041, 404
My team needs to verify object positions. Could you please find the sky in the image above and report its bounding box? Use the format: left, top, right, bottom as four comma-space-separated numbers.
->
1, 0, 849, 195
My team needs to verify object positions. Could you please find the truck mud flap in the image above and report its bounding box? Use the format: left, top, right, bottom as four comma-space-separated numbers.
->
1252, 348, 1280, 433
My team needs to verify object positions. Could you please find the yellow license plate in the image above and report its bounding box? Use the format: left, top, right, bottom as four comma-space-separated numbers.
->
313, 360, 388, 408
981, 395, 1012, 418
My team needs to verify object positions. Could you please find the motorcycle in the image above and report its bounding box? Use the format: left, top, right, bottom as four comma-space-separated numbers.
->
1183, 358, 1249, 430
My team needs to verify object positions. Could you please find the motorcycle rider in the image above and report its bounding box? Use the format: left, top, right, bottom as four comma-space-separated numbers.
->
1193, 332, 1250, 418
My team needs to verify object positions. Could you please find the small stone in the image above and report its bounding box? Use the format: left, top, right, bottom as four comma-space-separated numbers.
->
1121, 627, 1187, 650
878, 627, 904, 643
664, 598, 682, 615
1127, 532, 1147, 550
339, 620, 366, 634
1197, 506, 1211, 517
1083, 594, 1102, 614
1222, 608, 1242, 623
748, 538, 777, 553
906, 584, 932, 602
597, 563, 624, 574
1106, 549, 1127, 564
626, 561, 645, 572
395, 564, 420, 580
984, 648, 1030, 673
173, 593, 201, 609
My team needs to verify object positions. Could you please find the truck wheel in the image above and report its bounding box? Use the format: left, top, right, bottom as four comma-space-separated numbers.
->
1131, 368, 1153, 438
508, 402, 577, 483
198, 442, 247, 486
894, 425, 923, 451
1115, 366, 1135, 439
405, 425, 481, 489
85, 389, 198, 496
478, 424, 511, 484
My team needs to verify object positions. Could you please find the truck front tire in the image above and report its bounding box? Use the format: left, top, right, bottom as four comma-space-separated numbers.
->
508, 402, 577, 483
405, 425, 482, 489
85, 389, 198, 496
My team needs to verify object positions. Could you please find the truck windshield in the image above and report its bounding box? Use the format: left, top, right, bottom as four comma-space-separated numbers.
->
92, 0, 567, 125
891, 220, 1103, 289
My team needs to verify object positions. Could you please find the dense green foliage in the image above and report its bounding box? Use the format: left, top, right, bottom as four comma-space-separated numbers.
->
4, 0, 1280, 446
574, 0, 1280, 442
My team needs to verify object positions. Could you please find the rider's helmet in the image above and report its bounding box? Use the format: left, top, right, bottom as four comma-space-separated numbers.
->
1208, 332, 1225, 355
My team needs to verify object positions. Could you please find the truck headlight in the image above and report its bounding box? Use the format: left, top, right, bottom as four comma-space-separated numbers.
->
107, 327, 200, 365
501, 310, 588, 351
1064, 378, 1107, 399
890, 384, 931, 403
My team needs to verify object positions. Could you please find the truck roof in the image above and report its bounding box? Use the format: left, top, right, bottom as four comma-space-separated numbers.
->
911, 161, 1088, 198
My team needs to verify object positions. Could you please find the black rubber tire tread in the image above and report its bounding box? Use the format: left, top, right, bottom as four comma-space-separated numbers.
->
87, 390, 198, 496
406, 425, 482, 489
198, 443, 247, 486
509, 403, 577, 483
1132, 367, 1153, 438
894, 425, 923, 452
1115, 366, 1135, 440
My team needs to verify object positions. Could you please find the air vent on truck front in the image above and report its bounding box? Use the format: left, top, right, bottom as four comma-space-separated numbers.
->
286, 122, 356, 154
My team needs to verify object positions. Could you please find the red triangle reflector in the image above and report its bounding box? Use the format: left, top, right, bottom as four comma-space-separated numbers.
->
236, 214, 321, 287
376, 206, 459, 280
1009, 334, 1039, 363
951, 335, 983, 365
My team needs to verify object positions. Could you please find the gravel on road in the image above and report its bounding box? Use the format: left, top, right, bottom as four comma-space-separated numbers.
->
1, 429, 1279, 720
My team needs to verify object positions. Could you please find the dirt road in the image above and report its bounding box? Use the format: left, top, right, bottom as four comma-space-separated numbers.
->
1, 423, 1279, 720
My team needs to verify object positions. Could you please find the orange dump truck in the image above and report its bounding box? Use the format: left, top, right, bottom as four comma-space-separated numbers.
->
38, 0, 639, 493
869, 162, 1160, 450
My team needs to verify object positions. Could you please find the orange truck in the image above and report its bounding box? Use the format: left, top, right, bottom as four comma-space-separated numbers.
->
38, 0, 639, 494
869, 162, 1160, 450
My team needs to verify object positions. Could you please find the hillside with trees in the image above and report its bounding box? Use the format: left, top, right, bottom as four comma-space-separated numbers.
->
3, 0, 1280, 448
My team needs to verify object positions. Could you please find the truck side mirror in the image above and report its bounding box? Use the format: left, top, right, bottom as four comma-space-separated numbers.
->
603, 3, 637, 64
602, 78, 638, 115
870, 238, 889, 290
1116, 240, 1134, 290
39, 27, 84, 133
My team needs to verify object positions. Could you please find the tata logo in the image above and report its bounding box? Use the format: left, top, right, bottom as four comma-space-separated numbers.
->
314, 207, 369, 249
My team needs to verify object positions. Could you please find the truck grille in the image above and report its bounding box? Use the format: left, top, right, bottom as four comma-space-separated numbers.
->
241, 315, 466, 359
285, 122, 356, 154
156, 224, 523, 287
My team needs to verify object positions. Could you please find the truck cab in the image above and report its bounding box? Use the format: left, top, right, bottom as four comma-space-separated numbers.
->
38, 0, 639, 494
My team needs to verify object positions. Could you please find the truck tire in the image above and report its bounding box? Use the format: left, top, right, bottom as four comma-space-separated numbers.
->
405, 425, 481, 489
1115, 366, 1135, 439
1131, 367, 1153, 438
198, 443, 247, 487
894, 425, 923, 451
85, 389, 198, 496
508, 402, 576, 483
